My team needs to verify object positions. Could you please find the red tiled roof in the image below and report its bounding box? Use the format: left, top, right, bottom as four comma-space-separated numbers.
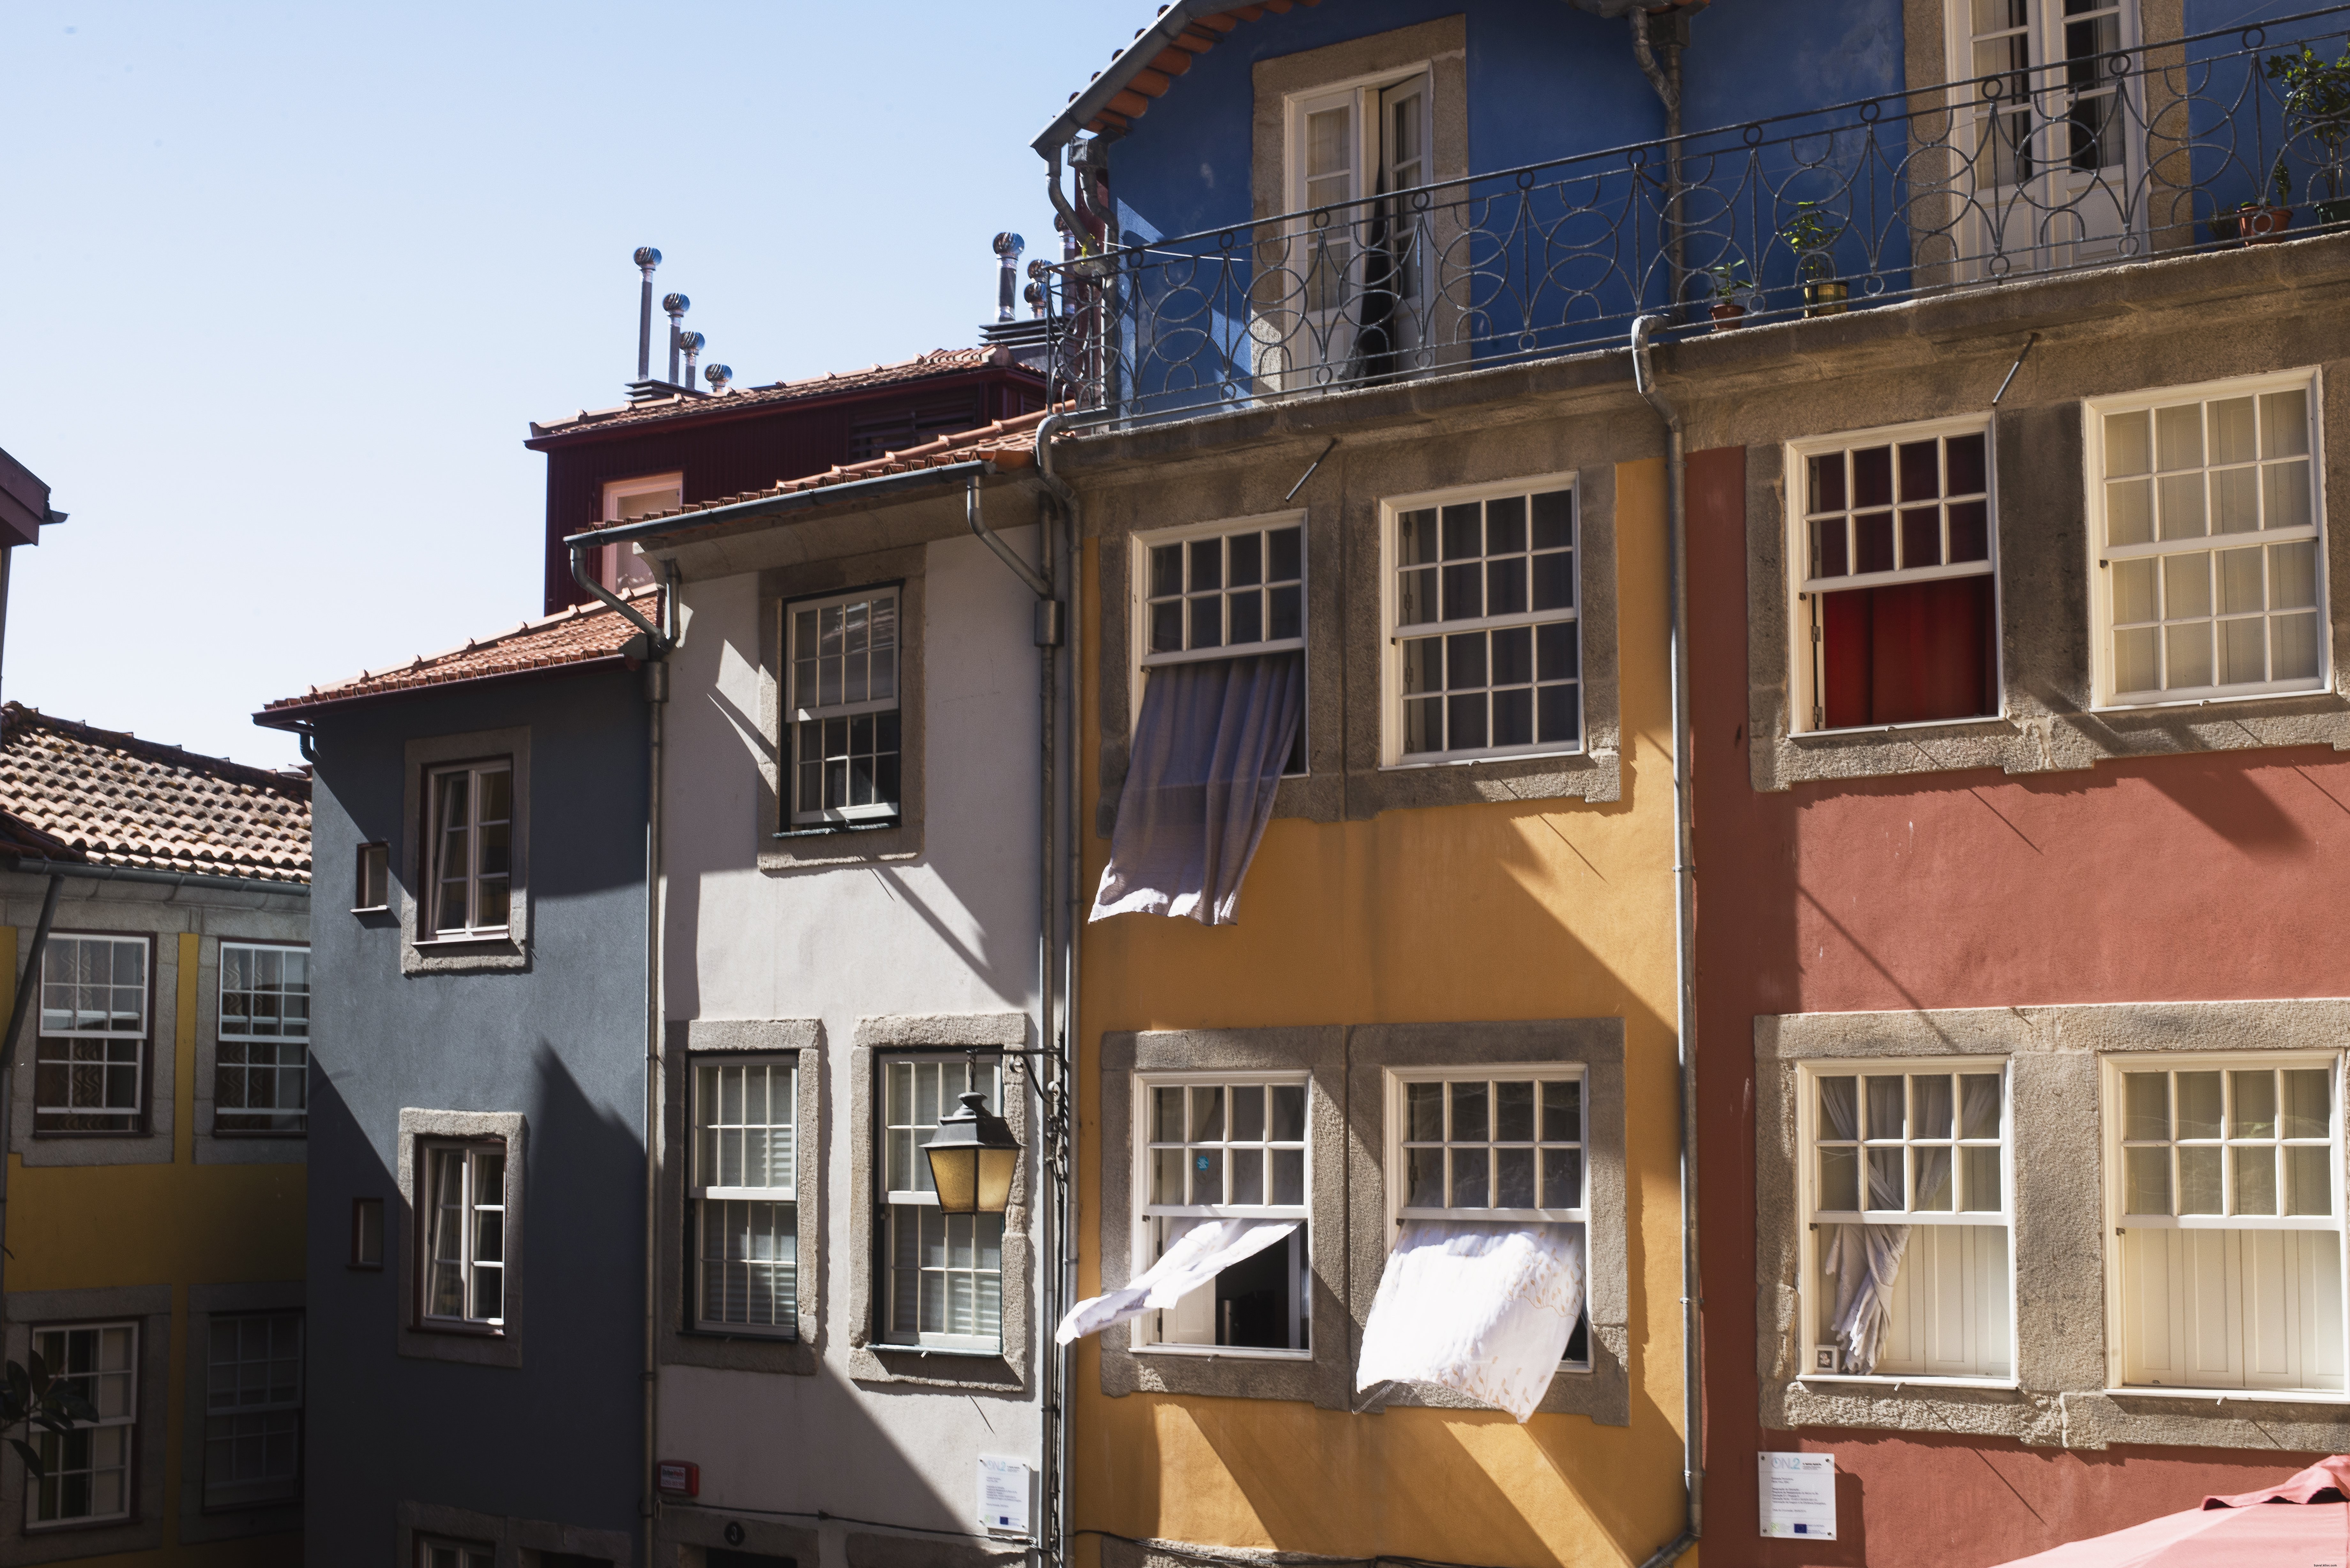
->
580, 410, 1054, 537
0, 704, 312, 885
526, 348, 1041, 444
263, 588, 660, 719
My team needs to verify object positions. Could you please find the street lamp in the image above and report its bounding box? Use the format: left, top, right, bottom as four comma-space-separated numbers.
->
924, 1088, 1021, 1215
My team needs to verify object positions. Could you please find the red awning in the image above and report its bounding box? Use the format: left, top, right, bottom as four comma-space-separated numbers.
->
1996, 1457, 2350, 1567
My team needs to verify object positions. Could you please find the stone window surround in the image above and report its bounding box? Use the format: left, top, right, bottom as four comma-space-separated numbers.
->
1097, 1019, 1629, 1425
756, 548, 927, 870
400, 728, 532, 975
1757, 998, 2350, 1453
193, 933, 308, 1165
1, 1283, 172, 1566
10, 922, 165, 1162
1092, 456, 1623, 833
396, 1498, 632, 1568
1740, 358, 2350, 794
178, 1279, 303, 1544
657, 1506, 819, 1567
396, 1108, 528, 1368
660, 1019, 823, 1377
845, 1011, 1036, 1391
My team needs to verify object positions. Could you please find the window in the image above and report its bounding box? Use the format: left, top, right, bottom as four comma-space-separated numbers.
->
26, 1322, 135, 1526
1802, 1062, 2013, 1381
694, 1058, 798, 1335
418, 1539, 495, 1568
2092, 373, 2324, 706
1390, 1068, 1590, 1366
215, 942, 308, 1134
881, 1056, 1003, 1350
1792, 420, 1997, 732
1133, 1074, 1311, 1353
420, 1142, 507, 1331
2109, 1057, 2343, 1392
425, 760, 513, 937
785, 589, 902, 827
1281, 68, 1434, 379
351, 1197, 385, 1269
354, 842, 389, 912
203, 1311, 300, 1508
34, 934, 149, 1134
598, 473, 681, 592
1385, 479, 1581, 763
1133, 516, 1308, 777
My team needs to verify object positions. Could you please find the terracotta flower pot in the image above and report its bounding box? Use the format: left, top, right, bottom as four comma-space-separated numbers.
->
1802, 279, 1849, 318
2240, 203, 2295, 244
1710, 301, 1748, 331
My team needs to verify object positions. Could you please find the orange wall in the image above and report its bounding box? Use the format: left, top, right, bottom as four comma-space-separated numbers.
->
1073, 460, 1695, 1568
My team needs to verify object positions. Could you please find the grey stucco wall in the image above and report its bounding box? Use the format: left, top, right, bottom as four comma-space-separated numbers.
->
303, 667, 648, 1567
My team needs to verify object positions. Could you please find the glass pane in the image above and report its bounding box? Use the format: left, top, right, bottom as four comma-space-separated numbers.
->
1270, 1084, 1306, 1142
2265, 460, 2313, 531
1407, 1146, 1445, 1208
1496, 1147, 1536, 1208
1817, 1076, 1857, 1140
2209, 396, 2259, 464
1451, 1147, 1490, 1208
2164, 552, 2212, 620
2262, 388, 2311, 458
2156, 402, 2202, 471
2123, 1073, 2169, 1141
1543, 1146, 1583, 1210
2105, 409, 2151, 476
1152, 1148, 1184, 1205
1231, 1148, 1265, 1204
1866, 1147, 1904, 1210
1962, 1145, 2001, 1211
1496, 1080, 1535, 1142
1271, 1148, 1305, 1205
2106, 478, 2153, 546
1407, 1082, 1443, 1142
2287, 1145, 2333, 1217
2124, 1146, 2172, 1215
1912, 1074, 1953, 1139
1152, 1087, 1184, 1142
2232, 1070, 2278, 1139
2234, 1145, 2278, 1216
2177, 1072, 2223, 1139
1190, 1086, 1224, 1143
1542, 1078, 1582, 1143
1819, 1146, 1860, 1211
1190, 1148, 1222, 1206
1451, 1080, 1488, 1143
1229, 1085, 1265, 1142
2284, 1069, 2331, 1140
2179, 1145, 2223, 1214
1960, 1073, 2002, 1139
1913, 1146, 1954, 1210
1864, 1075, 1905, 1139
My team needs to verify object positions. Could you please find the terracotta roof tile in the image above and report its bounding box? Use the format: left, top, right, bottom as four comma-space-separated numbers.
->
263, 588, 661, 719
0, 704, 311, 885
527, 348, 1040, 442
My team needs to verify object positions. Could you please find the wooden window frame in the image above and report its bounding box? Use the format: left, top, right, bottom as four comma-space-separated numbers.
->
32, 931, 154, 1138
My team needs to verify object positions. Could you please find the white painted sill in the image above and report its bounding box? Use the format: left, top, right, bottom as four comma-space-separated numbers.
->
2087, 683, 2334, 716
1794, 1374, 2019, 1392
2102, 1385, 2350, 1407
1133, 1344, 1314, 1362
1378, 744, 1591, 773
409, 932, 515, 949
1788, 714, 2016, 743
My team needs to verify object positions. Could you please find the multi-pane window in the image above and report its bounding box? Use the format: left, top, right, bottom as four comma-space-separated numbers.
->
882, 1056, 1003, 1350
786, 589, 901, 826
1390, 482, 1581, 761
2095, 375, 2324, 705
598, 473, 680, 593
27, 1322, 136, 1526
216, 943, 309, 1135
1803, 1063, 2013, 1380
35, 934, 149, 1134
427, 761, 513, 936
421, 1142, 506, 1330
2111, 1058, 2344, 1392
694, 1058, 798, 1335
418, 1539, 495, 1568
1143, 521, 1304, 665
1794, 421, 1997, 731
1391, 1069, 1589, 1366
1965, 0, 2129, 186
203, 1312, 301, 1508
1135, 1074, 1310, 1352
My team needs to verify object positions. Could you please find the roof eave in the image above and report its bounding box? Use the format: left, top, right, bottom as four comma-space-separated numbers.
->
563, 459, 999, 552
1031, 0, 1244, 154
256, 652, 637, 730
522, 362, 1045, 452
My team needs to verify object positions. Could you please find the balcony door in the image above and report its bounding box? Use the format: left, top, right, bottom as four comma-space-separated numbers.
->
1950, 0, 2144, 279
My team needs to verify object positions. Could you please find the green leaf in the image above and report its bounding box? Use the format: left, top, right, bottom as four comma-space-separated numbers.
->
8, 1437, 42, 1480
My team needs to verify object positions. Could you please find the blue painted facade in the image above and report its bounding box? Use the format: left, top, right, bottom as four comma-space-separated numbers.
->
299, 669, 648, 1566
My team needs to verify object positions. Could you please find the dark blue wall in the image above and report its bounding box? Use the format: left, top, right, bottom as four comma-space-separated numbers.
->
303, 668, 647, 1565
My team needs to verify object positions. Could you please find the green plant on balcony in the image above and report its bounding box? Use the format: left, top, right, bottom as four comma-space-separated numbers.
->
2267, 42, 2350, 224
1779, 201, 1848, 316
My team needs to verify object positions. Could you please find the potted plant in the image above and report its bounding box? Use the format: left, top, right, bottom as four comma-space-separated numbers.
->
2268, 42, 2350, 226
1780, 201, 1848, 316
2240, 155, 2295, 244
1706, 263, 1756, 330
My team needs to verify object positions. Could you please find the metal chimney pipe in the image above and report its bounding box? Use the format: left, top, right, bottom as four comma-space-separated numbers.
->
679, 331, 705, 393
662, 293, 689, 386
633, 247, 662, 380
993, 232, 1026, 323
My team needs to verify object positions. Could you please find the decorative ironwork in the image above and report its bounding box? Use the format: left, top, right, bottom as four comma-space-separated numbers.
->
1043, 5, 2350, 426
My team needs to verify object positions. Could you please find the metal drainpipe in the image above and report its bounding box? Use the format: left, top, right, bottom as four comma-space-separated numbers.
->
0, 870, 64, 1308
572, 543, 675, 1568
1631, 313, 1702, 1568
1630, 9, 1687, 317
1031, 412, 1081, 1568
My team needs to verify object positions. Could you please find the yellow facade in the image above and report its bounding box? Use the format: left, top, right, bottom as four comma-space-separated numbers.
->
3, 926, 306, 1567
1073, 461, 1691, 1567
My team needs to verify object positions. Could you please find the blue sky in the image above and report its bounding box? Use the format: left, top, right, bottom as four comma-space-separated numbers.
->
0, 3, 1109, 766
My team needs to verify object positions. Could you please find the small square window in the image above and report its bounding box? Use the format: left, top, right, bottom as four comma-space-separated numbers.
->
354, 842, 389, 912
351, 1197, 385, 1270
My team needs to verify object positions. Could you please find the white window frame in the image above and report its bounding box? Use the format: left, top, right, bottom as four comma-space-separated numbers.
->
1279, 65, 1436, 378
419, 1140, 508, 1332
215, 941, 309, 1135
1130, 1070, 1313, 1360
34, 932, 151, 1135
1379, 472, 1584, 767
692, 1055, 799, 1337
26, 1320, 137, 1528
784, 586, 904, 827
1795, 1057, 2018, 1390
879, 1054, 1005, 1353
1785, 414, 2003, 735
2087, 369, 2328, 708
416, 1537, 497, 1568
1384, 1065, 1591, 1372
423, 759, 514, 939
202, 1309, 302, 1509
598, 471, 681, 592
2101, 1051, 2348, 1397
1127, 513, 1308, 763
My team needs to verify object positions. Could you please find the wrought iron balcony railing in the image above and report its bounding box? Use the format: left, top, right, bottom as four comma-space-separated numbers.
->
1041, 4, 2350, 426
